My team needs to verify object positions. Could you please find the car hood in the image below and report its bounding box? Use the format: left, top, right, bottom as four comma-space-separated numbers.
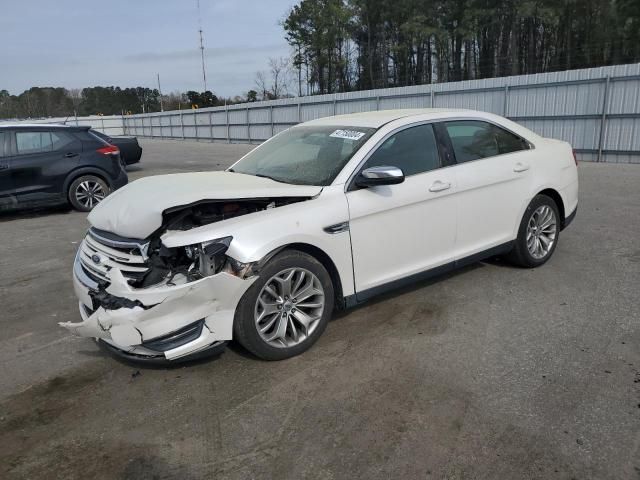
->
88, 171, 323, 238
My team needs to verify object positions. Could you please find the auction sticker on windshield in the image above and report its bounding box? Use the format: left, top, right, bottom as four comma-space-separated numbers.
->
330, 129, 366, 141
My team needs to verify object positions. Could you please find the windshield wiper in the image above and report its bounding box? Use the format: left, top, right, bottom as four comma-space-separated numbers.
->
254, 173, 288, 184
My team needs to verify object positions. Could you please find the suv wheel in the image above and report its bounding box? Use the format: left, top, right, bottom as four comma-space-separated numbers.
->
68, 175, 110, 212
508, 194, 560, 267
233, 250, 334, 360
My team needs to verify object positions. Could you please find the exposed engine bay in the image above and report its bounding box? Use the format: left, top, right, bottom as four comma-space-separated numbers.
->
90, 197, 311, 306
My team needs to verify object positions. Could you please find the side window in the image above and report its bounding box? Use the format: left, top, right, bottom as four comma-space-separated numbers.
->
16, 131, 53, 155
363, 124, 440, 176
51, 131, 74, 151
444, 120, 527, 163
493, 125, 528, 154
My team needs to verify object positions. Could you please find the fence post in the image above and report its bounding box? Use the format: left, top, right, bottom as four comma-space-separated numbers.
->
297, 99, 301, 124
101, 116, 105, 134
246, 106, 251, 144
376, 96, 380, 110
194, 110, 199, 141
180, 111, 185, 140
209, 111, 214, 142
333, 98, 337, 115
503, 85, 509, 117
430, 90, 435, 107
226, 106, 230, 143
270, 105, 274, 137
121, 113, 126, 135
597, 76, 611, 163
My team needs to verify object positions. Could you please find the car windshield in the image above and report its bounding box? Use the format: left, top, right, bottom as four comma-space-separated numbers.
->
230, 125, 376, 186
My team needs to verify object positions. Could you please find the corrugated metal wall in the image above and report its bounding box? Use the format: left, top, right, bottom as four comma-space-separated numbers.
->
123, 63, 640, 163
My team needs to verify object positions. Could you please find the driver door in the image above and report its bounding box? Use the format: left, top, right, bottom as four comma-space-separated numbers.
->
346, 123, 458, 299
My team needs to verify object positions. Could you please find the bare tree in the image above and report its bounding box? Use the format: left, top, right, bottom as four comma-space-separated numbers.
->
268, 57, 289, 98
68, 88, 83, 120
254, 70, 269, 100
254, 57, 296, 101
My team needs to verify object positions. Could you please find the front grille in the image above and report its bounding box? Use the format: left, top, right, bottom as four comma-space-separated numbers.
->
78, 228, 150, 286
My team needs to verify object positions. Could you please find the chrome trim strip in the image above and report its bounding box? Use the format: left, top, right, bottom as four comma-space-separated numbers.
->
88, 228, 150, 260
74, 249, 99, 290
323, 221, 350, 234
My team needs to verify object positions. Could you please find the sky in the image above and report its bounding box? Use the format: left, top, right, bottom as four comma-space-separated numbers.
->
0, 0, 295, 97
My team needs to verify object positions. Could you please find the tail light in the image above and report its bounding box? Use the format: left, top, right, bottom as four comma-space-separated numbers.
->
97, 145, 120, 156
572, 150, 578, 166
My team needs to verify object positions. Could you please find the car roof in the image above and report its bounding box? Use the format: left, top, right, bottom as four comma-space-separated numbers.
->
301, 108, 476, 128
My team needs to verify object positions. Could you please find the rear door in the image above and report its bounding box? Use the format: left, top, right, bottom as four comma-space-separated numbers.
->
10, 128, 82, 205
440, 120, 534, 259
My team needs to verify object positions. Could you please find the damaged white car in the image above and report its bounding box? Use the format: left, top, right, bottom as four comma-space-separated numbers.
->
62, 109, 579, 363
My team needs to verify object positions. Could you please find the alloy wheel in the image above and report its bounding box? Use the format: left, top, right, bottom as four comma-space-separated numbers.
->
75, 180, 106, 209
254, 267, 325, 348
526, 205, 557, 259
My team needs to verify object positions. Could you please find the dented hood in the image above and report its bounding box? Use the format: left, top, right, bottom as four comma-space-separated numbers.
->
88, 171, 322, 238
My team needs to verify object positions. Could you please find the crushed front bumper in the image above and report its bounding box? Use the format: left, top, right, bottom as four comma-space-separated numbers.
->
61, 249, 256, 362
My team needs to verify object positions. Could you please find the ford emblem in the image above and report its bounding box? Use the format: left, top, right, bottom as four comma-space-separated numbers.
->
91, 254, 102, 265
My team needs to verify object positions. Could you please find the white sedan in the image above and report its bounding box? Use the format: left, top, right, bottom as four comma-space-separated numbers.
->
61, 109, 579, 363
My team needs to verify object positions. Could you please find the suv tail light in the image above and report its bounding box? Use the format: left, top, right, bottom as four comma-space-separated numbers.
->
572, 150, 578, 166
97, 145, 119, 156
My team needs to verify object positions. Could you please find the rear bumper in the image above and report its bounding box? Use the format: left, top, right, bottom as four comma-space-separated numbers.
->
111, 168, 128, 190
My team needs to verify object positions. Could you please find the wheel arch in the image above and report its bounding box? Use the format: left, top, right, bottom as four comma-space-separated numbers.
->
537, 188, 566, 227
63, 167, 112, 198
259, 242, 345, 310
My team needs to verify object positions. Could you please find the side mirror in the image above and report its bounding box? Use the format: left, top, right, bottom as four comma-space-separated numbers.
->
355, 166, 405, 188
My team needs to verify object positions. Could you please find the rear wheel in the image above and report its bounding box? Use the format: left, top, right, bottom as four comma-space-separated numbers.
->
233, 250, 334, 360
507, 194, 560, 267
68, 175, 110, 212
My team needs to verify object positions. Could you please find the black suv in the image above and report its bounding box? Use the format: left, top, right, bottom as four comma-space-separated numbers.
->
0, 124, 128, 212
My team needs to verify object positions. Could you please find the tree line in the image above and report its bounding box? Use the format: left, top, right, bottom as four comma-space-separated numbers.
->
283, 0, 640, 94
0, 86, 246, 120
3, 0, 639, 119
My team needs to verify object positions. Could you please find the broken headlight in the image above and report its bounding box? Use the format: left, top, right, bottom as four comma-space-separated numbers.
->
183, 236, 233, 277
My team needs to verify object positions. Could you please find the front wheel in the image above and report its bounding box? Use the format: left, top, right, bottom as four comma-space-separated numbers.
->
233, 250, 334, 360
68, 175, 110, 212
507, 194, 560, 268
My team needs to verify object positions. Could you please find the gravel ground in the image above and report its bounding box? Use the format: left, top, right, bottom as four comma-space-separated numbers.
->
0, 139, 638, 480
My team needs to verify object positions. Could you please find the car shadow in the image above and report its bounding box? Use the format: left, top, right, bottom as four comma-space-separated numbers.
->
126, 164, 143, 173
80, 255, 518, 367
332, 255, 518, 319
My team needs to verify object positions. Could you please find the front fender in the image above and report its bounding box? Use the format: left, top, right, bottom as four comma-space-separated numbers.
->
161, 186, 356, 296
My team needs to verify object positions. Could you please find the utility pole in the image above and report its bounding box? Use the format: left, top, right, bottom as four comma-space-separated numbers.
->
197, 0, 208, 92
157, 73, 164, 112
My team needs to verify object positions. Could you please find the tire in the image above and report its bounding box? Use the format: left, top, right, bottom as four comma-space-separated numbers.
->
68, 175, 110, 212
507, 194, 560, 268
233, 249, 334, 360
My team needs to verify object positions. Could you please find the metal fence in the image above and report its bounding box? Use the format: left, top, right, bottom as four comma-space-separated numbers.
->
121, 63, 640, 164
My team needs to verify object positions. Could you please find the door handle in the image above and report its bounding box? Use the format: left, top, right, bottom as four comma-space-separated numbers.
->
429, 180, 451, 192
513, 162, 530, 172
64, 152, 79, 158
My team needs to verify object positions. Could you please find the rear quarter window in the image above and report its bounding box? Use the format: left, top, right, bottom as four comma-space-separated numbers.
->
445, 120, 528, 163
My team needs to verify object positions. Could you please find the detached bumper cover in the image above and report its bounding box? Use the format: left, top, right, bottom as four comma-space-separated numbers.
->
61, 250, 256, 361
